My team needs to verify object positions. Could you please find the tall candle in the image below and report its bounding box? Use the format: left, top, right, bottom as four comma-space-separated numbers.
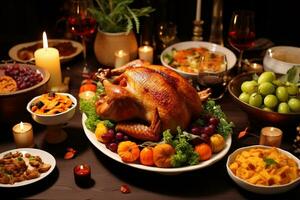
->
138, 46, 153, 64
34, 32, 62, 90
12, 122, 34, 148
196, 0, 202, 21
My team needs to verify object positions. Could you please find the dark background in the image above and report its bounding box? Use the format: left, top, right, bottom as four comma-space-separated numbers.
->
1, 0, 299, 59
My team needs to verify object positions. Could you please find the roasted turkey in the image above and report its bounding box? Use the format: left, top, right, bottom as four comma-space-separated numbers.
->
95, 61, 210, 141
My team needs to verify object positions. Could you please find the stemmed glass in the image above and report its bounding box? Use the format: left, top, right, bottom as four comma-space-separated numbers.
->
68, 0, 96, 78
228, 10, 256, 73
158, 22, 177, 49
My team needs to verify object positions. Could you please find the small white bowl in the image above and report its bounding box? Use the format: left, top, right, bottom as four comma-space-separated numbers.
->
26, 93, 77, 126
226, 145, 300, 194
263, 46, 300, 74
160, 41, 237, 79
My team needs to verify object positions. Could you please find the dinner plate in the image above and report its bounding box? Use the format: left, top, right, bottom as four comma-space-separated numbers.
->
0, 148, 56, 187
160, 41, 237, 79
9, 39, 83, 63
82, 114, 232, 175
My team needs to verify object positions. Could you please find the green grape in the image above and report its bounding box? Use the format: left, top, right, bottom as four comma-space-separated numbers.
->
257, 71, 276, 84
249, 93, 262, 107
276, 86, 289, 102
262, 106, 273, 112
258, 82, 275, 96
272, 79, 285, 87
278, 102, 290, 113
239, 92, 250, 103
288, 98, 300, 112
286, 83, 299, 96
264, 94, 278, 108
241, 80, 258, 94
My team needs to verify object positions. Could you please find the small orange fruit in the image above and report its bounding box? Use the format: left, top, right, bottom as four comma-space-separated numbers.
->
140, 147, 154, 166
95, 122, 109, 143
117, 141, 140, 163
194, 143, 212, 161
153, 143, 175, 168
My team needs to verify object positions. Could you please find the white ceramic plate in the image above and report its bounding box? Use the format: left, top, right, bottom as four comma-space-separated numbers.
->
82, 114, 232, 175
9, 39, 83, 63
160, 41, 237, 79
0, 148, 56, 187
226, 145, 300, 194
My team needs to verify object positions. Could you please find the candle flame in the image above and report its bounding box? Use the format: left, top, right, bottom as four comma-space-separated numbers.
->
20, 121, 24, 130
43, 31, 48, 48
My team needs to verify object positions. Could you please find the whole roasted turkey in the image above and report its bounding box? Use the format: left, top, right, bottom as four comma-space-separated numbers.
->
95, 61, 210, 141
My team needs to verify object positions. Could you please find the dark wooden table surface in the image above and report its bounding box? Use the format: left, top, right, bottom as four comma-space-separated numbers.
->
0, 55, 299, 199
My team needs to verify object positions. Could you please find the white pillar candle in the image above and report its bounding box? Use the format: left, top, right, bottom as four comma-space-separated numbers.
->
12, 122, 34, 148
196, 0, 202, 21
115, 50, 130, 68
138, 46, 153, 64
34, 32, 62, 90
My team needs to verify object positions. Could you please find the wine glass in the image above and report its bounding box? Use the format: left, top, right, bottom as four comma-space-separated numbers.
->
68, 0, 96, 78
158, 22, 177, 49
228, 10, 255, 73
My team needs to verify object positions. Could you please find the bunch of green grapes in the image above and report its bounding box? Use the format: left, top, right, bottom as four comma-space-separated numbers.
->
239, 71, 300, 113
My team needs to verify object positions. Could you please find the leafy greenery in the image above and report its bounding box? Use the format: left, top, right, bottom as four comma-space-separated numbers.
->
163, 128, 199, 167
203, 100, 234, 139
88, 0, 155, 33
263, 157, 278, 167
278, 65, 300, 84
80, 97, 100, 131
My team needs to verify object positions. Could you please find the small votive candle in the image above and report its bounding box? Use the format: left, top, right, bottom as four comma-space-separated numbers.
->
138, 46, 153, 64
74, 164, 91, 186
115, 50, 130, 68
12, 122, 34, 148
259, 126, 283, 147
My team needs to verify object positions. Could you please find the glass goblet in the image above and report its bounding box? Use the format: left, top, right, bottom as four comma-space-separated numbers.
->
67, 0, 96, 78
228, 10, 256, 74
158, 21, 177, 49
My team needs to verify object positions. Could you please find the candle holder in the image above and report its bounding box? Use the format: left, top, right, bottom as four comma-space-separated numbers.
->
192, 20, 204, 41
12, 122, 35, 148
259, 127, 283, 147
74, 164, 92, 187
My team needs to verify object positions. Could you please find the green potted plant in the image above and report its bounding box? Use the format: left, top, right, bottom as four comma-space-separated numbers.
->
89, 0, 154, 66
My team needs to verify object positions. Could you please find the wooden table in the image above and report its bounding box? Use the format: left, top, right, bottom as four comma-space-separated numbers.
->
0, 56, 299, 199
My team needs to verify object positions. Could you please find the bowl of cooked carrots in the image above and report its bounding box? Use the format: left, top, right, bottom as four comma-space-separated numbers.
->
226, 145, 300, 194
26, 92, 77, 125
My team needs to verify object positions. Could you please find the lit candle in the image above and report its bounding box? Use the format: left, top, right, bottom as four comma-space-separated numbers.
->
34, 32, 62, 90
138, 46, 153, 64
196, 0, 202, 21
115, 50, 130, 68
259, 127, 283, 147
74, 164, 91, 186
12, 122, 34, 148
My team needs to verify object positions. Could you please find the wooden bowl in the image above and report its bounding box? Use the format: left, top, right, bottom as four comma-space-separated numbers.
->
227, 72, 300, 126
0, 63, 50, 124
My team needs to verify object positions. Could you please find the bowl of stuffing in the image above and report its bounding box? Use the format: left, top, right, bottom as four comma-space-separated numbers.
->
160, 41, 237, 79
226, 145, 300, 194
0, 63, 50, 124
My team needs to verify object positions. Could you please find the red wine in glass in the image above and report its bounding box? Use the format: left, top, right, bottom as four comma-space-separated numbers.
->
68, 16, 96, 37
68, 0, 96, 78
228, 10, 255, 73
228, 30, 255, 51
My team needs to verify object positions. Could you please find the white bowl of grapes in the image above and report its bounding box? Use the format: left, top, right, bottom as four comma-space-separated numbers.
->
228, 67, 300, 126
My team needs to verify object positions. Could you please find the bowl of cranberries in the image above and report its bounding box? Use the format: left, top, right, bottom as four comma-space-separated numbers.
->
0, 63, 50, 123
